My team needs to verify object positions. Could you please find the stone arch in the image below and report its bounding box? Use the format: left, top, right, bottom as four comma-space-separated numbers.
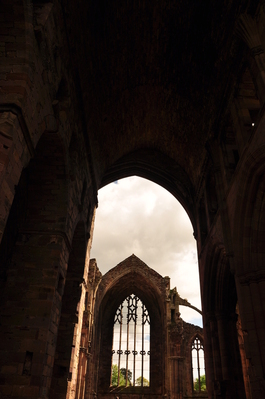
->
91, 255, 167, 399
188, 332, 204, 352
100, 148, 196, 231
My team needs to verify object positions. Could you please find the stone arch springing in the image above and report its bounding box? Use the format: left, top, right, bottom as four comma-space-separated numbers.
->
100, 149, 196, 232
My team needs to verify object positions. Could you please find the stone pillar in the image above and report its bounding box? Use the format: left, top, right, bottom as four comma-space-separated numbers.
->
235, 273, 265, 397
206, 139, 234, 269
236, 307, 252, 399
216, 313, 246, 398
169, 356, 184, 399
169, 319, 184, 399
209, 316, 223, 398
75, 347, 89, 399
203, 313, 216, 399
0, 109, 33, 246
216, 314, 231, 382
83, 260, 102, 399
0, 232, 69, 399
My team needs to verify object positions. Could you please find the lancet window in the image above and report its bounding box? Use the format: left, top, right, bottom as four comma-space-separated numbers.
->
111, 294, 150, 387
191, 336, 206, 392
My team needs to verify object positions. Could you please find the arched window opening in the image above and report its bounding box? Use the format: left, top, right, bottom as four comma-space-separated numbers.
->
111, 294, 150, 387
192, 336, 206, 392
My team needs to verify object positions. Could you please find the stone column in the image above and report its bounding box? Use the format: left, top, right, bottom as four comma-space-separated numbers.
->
203, 313, 216, 399
0, 232, 70, 399
216, 313, 246, 398
206, 139, 234, 270
169, 319, 184, 399
209, 316, 223, 398
235, 272, 265, 397
169, 356, 184, 399
236, 306, 252, 399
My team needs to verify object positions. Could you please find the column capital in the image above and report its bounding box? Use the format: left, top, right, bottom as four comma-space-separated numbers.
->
237, 269, 265, 285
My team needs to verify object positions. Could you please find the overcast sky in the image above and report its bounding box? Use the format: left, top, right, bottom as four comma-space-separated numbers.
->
91, 176, 202, 327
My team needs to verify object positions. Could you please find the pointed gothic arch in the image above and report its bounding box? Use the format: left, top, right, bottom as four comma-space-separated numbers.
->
100, 149, 196, 233
90, 255, 167, 399
111, 293, 150, 387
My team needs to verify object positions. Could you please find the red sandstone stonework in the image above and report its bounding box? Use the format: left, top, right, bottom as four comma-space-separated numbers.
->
1, 1, 265, 398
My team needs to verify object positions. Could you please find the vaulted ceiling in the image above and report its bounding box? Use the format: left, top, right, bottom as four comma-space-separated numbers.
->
62, 0, 258, 204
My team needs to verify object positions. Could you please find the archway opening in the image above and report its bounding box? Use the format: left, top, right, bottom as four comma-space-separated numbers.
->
91, 176, 202, 326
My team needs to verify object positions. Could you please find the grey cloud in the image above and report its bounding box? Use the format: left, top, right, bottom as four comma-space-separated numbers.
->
91, 177, 202, 326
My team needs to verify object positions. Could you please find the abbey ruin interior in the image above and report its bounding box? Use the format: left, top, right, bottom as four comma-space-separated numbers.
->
1, 1, 265, 398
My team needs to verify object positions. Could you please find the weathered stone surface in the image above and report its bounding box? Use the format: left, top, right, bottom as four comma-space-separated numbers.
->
1, 1, 265, 398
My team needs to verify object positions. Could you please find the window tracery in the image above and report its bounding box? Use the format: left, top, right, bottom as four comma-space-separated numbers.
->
191, 336, 206, 392
111, 294, 150, 387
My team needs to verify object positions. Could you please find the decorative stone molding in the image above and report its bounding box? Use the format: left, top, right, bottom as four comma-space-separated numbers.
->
237, 269, 265, 285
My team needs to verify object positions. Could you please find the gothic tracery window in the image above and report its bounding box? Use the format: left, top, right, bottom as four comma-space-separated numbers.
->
111, 294, 150, 387
191, 336, 206, 392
